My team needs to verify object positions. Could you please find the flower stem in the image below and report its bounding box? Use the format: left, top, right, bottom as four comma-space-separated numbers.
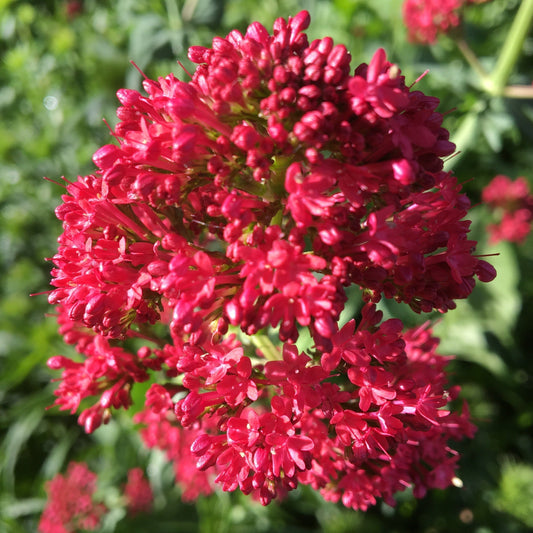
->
456, 37, 488, 82
485, 0, 533, 96
249, 332, 282, 361
503, 84, 533, 98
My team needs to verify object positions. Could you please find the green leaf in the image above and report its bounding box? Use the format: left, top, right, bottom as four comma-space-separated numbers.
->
1, 404, 44, 491
184, 0, 227, 28
494, 460, 533, 528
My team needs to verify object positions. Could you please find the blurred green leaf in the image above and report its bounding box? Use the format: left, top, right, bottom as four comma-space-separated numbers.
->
1, 400, 45, 491
494, 460, 533, 528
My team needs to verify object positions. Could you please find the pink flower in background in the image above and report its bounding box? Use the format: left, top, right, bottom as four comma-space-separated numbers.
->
44, 10, 495, 512
38, 462, 107, 533
482, 174, 533, 244
403, 0, 487, 44
123, 468, 153, 515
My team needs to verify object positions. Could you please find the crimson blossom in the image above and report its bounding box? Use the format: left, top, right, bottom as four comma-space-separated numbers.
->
45, 11, 495, 511
403, 0, 488, 44
482, 174, 533, 244
123, 467, 154, 515
38, 462, 107, 533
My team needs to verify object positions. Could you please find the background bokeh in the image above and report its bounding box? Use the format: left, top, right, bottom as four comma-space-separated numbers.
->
1, 0, 533, 531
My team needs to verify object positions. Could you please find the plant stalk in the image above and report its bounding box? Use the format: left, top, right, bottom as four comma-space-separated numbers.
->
249, 332, 282, 361
456, 37, 488, 82
486, 0, 533, 96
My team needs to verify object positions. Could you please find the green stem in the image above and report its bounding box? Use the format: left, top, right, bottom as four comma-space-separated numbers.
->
485, 0, 533, 96
182, 0, 200, 21
503, 84, 533, 98
249, 332, 282, 361
456, 37, 488, 83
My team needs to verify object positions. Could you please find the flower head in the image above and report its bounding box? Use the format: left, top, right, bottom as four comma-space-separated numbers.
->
123, 468, 153, 515
482, 174, 533, 244
46, 10, 494, 511
403, 0, 487, 44
38, 462, 107, 533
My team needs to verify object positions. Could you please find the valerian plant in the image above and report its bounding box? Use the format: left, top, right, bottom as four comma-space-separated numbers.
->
41, 10, 497, 530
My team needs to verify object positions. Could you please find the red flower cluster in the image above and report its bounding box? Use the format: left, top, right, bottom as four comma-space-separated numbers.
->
124, 468, 154, 515
39, 463, 153, 532
133, 311, 475, 509
46, 11, 494, 510
38, 462, 107, 533
403, 0, 487, 44
482, 174, 533, 244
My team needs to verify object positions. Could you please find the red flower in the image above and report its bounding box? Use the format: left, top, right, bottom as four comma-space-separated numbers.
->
482, 174, 533, 244
135, 408, 216, 501
38, 462, 107, 533
403, 0, 462, 44
403, 0, 490, 44
47, 321, 152, 433
123, 468, 153, 515
46, 10, 492, 511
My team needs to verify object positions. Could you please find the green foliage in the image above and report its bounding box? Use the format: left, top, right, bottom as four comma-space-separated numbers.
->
1, 0, 533, 531
494, 460, 533, 528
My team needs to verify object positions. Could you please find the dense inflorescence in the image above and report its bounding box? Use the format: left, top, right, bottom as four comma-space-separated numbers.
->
123, 468, 154, 515
38, 462, 107, 533
45, 11, 495, 511
482, 174, 533, 244
38, 463, 153, 533
403, 0, 488, 44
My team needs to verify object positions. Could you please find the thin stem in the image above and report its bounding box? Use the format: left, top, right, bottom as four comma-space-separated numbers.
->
486, 0, 533, 96
503, 84, 533, 98
182, 0, 200, 21
456, 37, 489, 82
249, 332, 282, 361
130, 326, 167, 348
